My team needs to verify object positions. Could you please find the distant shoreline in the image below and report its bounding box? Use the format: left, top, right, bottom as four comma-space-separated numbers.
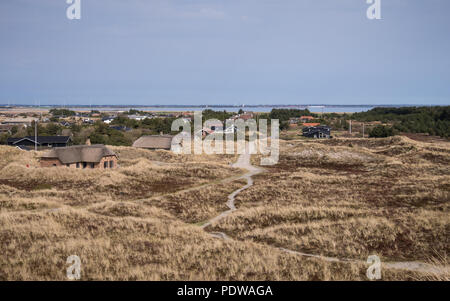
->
0, 104, 444, 114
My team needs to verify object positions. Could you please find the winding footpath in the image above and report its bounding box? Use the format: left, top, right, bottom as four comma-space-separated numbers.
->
201, 150, 263, 230
201, 149, 450, 277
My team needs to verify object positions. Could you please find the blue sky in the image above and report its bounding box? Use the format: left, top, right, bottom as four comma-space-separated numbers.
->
1, 0, 449, 105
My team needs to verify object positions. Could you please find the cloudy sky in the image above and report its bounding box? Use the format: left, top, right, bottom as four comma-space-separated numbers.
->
0, 0, 449, 105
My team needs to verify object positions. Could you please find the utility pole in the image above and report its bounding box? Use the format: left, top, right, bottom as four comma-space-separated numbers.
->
349, 120, 352, 135
362, 123, 365, 138
34, 119, 38, 151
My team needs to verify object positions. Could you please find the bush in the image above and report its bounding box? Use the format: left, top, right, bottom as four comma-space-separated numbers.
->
369, 125, 394, 138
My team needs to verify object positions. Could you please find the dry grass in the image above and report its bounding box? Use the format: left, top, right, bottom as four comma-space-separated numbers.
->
211, 137, 449, 274
0, 136, 448, 280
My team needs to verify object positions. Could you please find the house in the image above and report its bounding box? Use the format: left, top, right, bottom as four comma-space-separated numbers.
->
7, 136, 71, 149
40, 144, 118, 169
181, 112, 193, 119
132, 135, 173, 150
289, 117, 300, 124
128, 115, 148, 121
231, 112, 254, 121
300, 116, 315, 122
102, 117, 115, 124
2, 117, 38, 127
0, 124, 15, 134
302, 125, 331, 139
302, 122, 321, 127
109, 125, 131, 132
16, 145, 31, 151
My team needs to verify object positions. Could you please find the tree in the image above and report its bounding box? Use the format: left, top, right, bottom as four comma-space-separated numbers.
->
352, 106, 450, 138
279, 121, 290, 131
89, 133, 106, 145
44, 123, 62, 136
49, 109, 76, 117
269, 109, 314, 122
0, 133, 10, 144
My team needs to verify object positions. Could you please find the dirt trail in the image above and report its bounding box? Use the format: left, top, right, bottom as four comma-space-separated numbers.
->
201, 150, 263, 229
203, 149, 450, 277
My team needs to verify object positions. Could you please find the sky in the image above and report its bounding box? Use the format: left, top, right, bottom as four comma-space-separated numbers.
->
0, 0, 449, 106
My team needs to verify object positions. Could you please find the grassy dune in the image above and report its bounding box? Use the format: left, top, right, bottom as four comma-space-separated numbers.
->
212, 137, 449, 268
0, 136, 448, 280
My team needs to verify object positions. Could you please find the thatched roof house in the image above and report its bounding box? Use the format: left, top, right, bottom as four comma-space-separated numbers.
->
132, 135, 173, 150
40, 144, 118, 169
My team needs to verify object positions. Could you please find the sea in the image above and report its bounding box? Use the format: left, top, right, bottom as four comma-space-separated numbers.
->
60, 105, 379, 113
1, 104, 436, 114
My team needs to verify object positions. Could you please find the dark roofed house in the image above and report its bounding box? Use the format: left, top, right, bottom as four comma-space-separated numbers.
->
7, 136, 71, 149
132, 135, 173, 150
302, 125, 331, 139
109, 125, 131, 132
40, 144, 118, 169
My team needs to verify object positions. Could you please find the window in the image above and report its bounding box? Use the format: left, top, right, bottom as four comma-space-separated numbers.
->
66, 164, 70, 168
76, 163, 80, 168
109, 161, 114, 168
104, 161, 108, 168
52, 164, 57, 167
90, 163, 95, 169
83, 162, 87, 169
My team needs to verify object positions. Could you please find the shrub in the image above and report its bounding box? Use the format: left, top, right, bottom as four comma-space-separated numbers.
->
369, 125, 394, 138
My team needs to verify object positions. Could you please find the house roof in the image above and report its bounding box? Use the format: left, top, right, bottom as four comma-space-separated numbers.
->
302, 123, 321, 127
303, 125, 331, 133
16, 145, 30, 151
300, 116, 315, 120
2, 117, 38, 124
41, 144, 117, 164
109, 125, 131, 131
0, 124, 15, 132
132, 135, 173, 149
7, 136, 71, 145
